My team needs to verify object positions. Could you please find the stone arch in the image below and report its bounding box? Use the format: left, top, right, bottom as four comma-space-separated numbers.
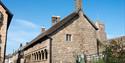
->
36, 52, 39, 60
29, 54, 31, 61
41, 50, 44, 60
44, 49, 48, 59
32, 53, 34, 60
33, 53, 35, 60
34, 53, 37, 60
38, 51, 41, 60
0, 35, 1, 48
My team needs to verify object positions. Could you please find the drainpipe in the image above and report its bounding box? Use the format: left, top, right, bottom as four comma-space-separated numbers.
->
47, 36, 52, 63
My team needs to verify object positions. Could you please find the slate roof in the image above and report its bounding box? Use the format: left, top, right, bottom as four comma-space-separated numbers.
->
23, 10, 98, 50
0, 1, 13, 29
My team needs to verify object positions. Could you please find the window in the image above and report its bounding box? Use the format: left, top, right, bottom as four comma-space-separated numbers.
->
66, 34, 72, 41
0, 12, 3, 23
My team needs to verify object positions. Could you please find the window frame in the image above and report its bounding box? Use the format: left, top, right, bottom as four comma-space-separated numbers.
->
0, 11, 3, 23
65, 34, 72, 41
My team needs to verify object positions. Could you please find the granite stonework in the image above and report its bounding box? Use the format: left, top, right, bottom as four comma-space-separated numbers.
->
22, 0, 107, 63
0, 1, 13, 63
51, 11, 97, 63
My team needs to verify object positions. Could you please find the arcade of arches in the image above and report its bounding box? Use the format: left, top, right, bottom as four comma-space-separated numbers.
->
25, 49, 48, 62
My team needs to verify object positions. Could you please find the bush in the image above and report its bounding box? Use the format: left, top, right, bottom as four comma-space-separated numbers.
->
105, 40, 125, 63
92, 57, 105, 63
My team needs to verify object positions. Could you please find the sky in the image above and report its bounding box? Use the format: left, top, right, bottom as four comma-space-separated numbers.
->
1, 0, 125, 54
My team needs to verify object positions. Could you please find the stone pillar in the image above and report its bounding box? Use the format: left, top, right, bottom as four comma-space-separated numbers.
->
31, 54, 33, 61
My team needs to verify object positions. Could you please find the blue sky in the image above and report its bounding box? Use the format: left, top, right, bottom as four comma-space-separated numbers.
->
2, 0, 125, 54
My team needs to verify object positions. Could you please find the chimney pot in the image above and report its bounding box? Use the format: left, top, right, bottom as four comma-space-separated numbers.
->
41, 27, 46, 33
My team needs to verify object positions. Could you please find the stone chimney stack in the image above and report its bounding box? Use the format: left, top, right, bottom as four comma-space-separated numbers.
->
41, 27, 46, 33
52, 16, 60, 25
75, 0, 82, 11
96, 21, 107, 41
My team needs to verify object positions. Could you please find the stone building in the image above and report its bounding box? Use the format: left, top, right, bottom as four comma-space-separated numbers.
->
0, 1, 13, 63
5, 51, 20, 63
5, 44, 24, 63
22, 0, 107, 63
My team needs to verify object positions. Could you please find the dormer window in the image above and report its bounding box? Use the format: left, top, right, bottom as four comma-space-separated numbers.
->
0, 12, 3, 23
66, 34, 72, 41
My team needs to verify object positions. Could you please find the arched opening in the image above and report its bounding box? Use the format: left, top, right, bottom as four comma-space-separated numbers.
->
41, 50, 44, 60
36, 52, 39, 60
44, 49, 48, 59
31, 54, 33, 60
38, 51, 41, 60
34, 53, 36, 61
0, 37, 1, 57
32, 54, 34, 60
29, 54, 31, 61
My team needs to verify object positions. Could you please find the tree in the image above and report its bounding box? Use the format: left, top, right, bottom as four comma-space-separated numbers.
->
105, 40, 125, 63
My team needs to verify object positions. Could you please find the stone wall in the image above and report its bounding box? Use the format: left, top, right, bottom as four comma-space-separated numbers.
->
0, 5, 8, 63
51, 11, 97, 63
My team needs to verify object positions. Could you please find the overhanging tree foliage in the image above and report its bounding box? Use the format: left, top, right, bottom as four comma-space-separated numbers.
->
105, 40, 125, 63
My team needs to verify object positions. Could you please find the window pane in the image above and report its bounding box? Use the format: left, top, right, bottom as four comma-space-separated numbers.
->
66, 34, 72, 41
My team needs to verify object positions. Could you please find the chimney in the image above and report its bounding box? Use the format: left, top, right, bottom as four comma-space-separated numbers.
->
26, 42, 29, 45
20, 43, 23, 48
75, 0, 82, 11
52, 16, 60, 25
95, 22, 105, 31
41, 27, 46, 33
95, 21, 107, 41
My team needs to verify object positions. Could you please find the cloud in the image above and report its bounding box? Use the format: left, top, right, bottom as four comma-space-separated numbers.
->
14, 19, 38, 29
6, 19, 41, 54
10, 19, 39, 30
